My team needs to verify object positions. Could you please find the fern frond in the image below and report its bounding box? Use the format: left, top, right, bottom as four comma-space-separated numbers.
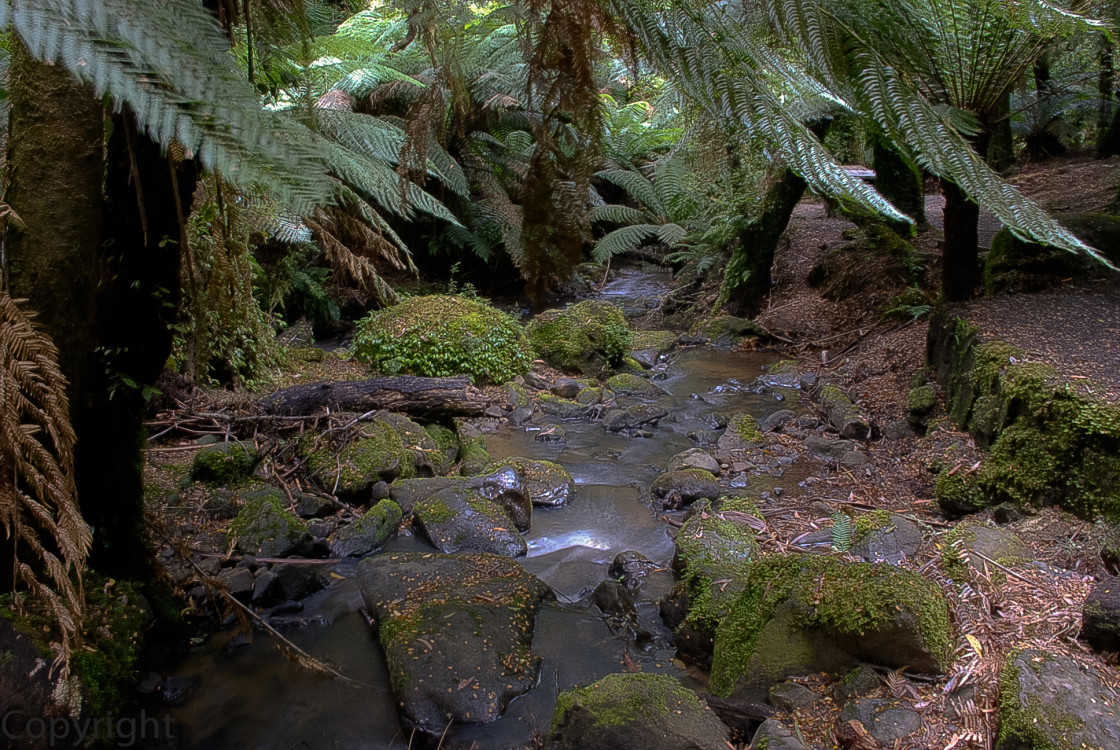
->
596, 168, 665, 215
830, 511, 853, 552
0, 292, 89, 661
592, 224, 663, 263
589, 204, 649, 225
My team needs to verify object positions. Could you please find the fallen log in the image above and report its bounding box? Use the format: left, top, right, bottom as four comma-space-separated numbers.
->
261, 375, 489, 418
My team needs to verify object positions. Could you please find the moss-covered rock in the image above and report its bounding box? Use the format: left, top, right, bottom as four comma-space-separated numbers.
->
413, 487, 528, 557
601, 403, 668, 433
928, 310, 1120, 521
352, 294, 532, 384
631, 330, 678, 368
997, 648, 1120, 750
328, 499, 402, 557
356, 552, 551, 734
485, 458, 574, 507
906, 384, 937, 429
423, 422, 459, 476
527, 300, 631, 376
984, 213, 1120, 296
692, 316, 768, 347
709, 554, 952, 700
819, 384, 875, 440
651, 468, 721, 507
547, 673, 731, 750
301, 413, 435, 501
850, 510, 923, 565
538, 391, 597, 420
716, 413, 765, 451
454, 419, 490, 476
605, 372, 665, 398
191, 441, 258, 483
229, 490, 312, 557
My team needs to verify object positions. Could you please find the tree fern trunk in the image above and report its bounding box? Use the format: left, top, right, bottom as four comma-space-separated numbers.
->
6, 41, 104, 404
940, 178, 980, 301
986, 90, 1015, 175
715, 166, 807, 316
1098, 33, 1119, 159
872, 137, 925, 230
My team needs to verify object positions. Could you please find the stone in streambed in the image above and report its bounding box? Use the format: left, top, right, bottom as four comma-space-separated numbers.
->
390, 467, 530, 523
651, 469, 721, 507
412, 486, 528, 557
357, 552, 551, 734
546, 673, 731, 750
485, 458, 574, 508
668, 448, 721, 476
602, 403, 668, 433
327, 499, 402, 557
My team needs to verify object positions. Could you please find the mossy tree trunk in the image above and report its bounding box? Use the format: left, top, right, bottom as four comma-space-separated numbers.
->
715, 166, 807, 316
872, 137, 925, 231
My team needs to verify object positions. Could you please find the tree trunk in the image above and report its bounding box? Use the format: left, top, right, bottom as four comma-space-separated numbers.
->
715, 167, 807, 316
1026, 52, 1066, 160
1098, 33, 1119, 159
872, 137, 925, 230
986, 89, 1015, 174
5, 42, 104, 404
940, 178, 981, 301
77, 107, 199, 577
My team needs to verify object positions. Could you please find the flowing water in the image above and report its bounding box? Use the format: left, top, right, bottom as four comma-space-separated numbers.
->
162, 269, 801, 749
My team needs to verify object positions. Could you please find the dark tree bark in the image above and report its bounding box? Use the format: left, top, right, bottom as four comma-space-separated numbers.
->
872, 137, 925, 229
1098, 33, 1119, 159
76, 108, 199, 576
6, 42, 104, 404
986, 89, 1015, 174
940, 179, 981, 301
1026, 52, 1066, 161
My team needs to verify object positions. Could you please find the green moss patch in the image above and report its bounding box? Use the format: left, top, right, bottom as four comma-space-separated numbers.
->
352, 295, 532, 385
190, 441, 258, 483
527, 300, 631, 376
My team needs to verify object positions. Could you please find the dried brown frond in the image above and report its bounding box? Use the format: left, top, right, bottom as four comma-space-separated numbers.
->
0, 291, 91, 663
307, 210, 400, 308
396, 74, 445, 207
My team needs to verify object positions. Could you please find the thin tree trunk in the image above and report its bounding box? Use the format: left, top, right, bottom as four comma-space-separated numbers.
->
1027, 52, 1065, 160
940, 179, 980, 301
986, 89, 1015, 174
1098, 33, 1118, 159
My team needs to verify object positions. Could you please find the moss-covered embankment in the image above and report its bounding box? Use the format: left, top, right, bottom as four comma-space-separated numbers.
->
927, 307, 1120, 520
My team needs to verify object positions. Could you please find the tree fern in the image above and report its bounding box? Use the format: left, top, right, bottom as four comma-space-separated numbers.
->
0, 291, 90, 662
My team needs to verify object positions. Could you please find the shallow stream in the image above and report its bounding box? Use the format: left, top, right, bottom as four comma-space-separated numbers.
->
164, 270, 800, 749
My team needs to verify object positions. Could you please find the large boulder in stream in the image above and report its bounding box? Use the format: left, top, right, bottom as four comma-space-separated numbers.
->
327, 499, 402, 557
483, 458, 575, 507
605, 372, 666, 398
300, 412, 436, 502
390, 467, 530, 524
229, 490, 312, 558
601, 403, 669, 433
357, 552, 552, 734
546, 673, 731, 750
412, 485, 529, 557
651, 468, 721, 507
708, 554, 952, 702
527, 299, 632, 376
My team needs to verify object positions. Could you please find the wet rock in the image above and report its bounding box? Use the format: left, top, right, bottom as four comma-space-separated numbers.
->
294, 492, 337, 519
390, 468, 529, 522
884, 419, 918, 440
550, 377, 584, 399
413, 487, 528, 557
664, 498, 761, 664
522, 370, 550, 390
668, 447, 722, 476
851, 512, 922, 565
605, 372, 666, 398
534, 424, 567, 443
423, 422, 460, 476
575, 386, 604, 405
759, 360, 801, 388
454, 419, 490, 475
805, 435, 859, 461
301, 413, 436, 501
751, 719, 809, 750
839, 699, 922, 745
651, 469, 721, 507
702, 412, 730, 430
631, 330, 678, 368
717, 413, 766, 452
760, 409, 797, 432
602, 403, 669, 433
709, 555, 952, 702
769, 682, 819, 712
590, 580, 637, 624
252, 569, 277, 603
191, 441, 258, 483
219, 567, 255, 601
229, 491, 312, 558
996, 648, 1120, 750
328, 499, 403, 557
270, 562, 326, 602
688, 428, 722, 446
487, 458, 574, 507
546, 673, 731, 750
539, 392, 596, 420
609, 550, 659, 592
357, 552, 551, 734
951, 522, 1030, 571
693, 316, 768, 347
1081, 575, 1120, 652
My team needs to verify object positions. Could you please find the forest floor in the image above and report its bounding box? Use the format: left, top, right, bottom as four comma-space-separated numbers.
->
740, 153, 1120, 748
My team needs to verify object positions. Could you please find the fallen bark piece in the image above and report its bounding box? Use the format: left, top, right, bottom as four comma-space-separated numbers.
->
260, 375, 489, 417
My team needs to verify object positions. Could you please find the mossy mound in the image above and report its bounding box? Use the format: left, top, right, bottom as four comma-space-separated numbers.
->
352, 294, 532, 385
454, 419, 490, 476
190, 441, 258, 483
717, 413, 765, 451
929, 312, 1120, 520
527, 300, 631, 376
547, 673, 731, 750
229, 490, 311, 558
984, 213, 1120, 296
709, 554, 952, 700
302, 413, 436, 501
423, 422, 459, 476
